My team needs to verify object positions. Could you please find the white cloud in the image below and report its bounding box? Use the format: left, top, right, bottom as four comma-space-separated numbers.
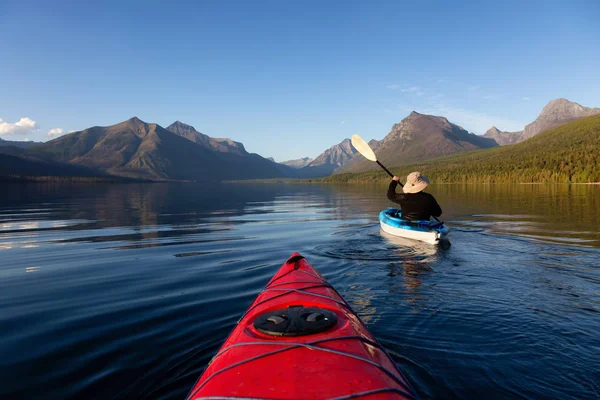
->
0, 117, 39, 136
387, 84, 401, 89
522, 97, 530, 101
401, 86, 421, 93
340, 120, 346, 125
47, 128, 65, 137
421, 104, 526, 134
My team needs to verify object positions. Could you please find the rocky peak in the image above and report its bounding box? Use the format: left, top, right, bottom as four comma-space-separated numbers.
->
166, 121, 248, 155
166, 121, 203, 136
483, 126, 523, 146
124, 116, 149, 128
382, 112, 454, 145
307, 138, 358, 168
117, 116, 155, 138
541, 98, 580, 113
210, 137, 247, 154
168, 120, 197, 132
337, 138, 354, 152
522, 98, 600, 140
166, 120, 211, 147
280, 157, 314, 168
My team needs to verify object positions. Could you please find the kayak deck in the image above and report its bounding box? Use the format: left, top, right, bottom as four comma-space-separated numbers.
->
186, 253, 418, 400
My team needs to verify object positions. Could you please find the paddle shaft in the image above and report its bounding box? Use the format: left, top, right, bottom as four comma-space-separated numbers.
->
375, 159, 443, 224
376, 161, 398, 184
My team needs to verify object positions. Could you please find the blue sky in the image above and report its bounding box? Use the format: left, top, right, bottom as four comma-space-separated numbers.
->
1, 0, 599, 161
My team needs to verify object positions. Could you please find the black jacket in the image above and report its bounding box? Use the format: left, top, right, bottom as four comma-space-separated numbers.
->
387, 180, 442, 221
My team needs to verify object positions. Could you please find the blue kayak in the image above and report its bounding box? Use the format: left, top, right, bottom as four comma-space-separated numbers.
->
379, 208, 450, 245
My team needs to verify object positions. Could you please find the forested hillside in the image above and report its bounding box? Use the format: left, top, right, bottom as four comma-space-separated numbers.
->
320, 114, 600, 184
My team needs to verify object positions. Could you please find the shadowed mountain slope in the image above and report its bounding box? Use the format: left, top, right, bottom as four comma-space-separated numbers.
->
2, 117, 292, 181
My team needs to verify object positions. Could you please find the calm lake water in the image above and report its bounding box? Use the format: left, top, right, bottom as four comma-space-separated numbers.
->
1, 182, 599, 399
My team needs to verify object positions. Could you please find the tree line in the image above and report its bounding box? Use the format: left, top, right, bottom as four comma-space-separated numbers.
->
320, 115, 600, 184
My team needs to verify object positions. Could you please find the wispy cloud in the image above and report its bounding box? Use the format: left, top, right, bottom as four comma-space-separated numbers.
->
522, 97, 530, 101
387, 80, 525, 133
340, 120, 346, 125
422, 104, 525, 134
402, 86, 421, 93
47, 128, 65, 137
387, 84, 426, 96
0, 117, 39, 136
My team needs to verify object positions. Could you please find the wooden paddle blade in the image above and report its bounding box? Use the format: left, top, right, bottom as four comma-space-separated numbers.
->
351, 134, 377, 161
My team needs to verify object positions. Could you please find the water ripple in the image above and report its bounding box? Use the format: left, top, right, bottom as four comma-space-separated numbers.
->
1, 183, 599, 400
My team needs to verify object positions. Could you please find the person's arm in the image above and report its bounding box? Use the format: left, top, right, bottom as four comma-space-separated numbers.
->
387, 177, 401, 203
430, 195, 442, 217
387, 180, 398, 201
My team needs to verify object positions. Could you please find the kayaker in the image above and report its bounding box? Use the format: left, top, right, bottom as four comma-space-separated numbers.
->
387, 171, 442, 221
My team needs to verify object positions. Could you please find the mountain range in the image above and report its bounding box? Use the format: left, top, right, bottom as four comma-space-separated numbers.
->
483, 99, 600, 145
0, 138, 41, 148
296, 139, 359, 177
1, 98, 598, 182
321, 113, 600, 184
280, 157, 313, 169
337, 112, 498, 174
0, 118, 293, 181
482, 127, 522, 146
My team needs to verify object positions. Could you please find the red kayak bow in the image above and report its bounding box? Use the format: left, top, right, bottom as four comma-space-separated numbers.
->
186, 252, 418, 399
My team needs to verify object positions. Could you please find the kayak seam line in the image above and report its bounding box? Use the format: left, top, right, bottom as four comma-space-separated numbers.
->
302, 281, 420, 398
267, 265, 324, 286
246, 274, 416, 393
237, 285, 351, 323
193, 390, 410, 400
191, 397, 271, 400
187, 336, 417, 400
268, 280, 332, 288
186, 256, 419, 400
331, 387, 417, 400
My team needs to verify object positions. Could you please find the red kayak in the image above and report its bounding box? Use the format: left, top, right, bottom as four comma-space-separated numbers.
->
186, 253, 418, 399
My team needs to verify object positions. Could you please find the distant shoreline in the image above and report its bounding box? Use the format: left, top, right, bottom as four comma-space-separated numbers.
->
226, 179, 600, 185
3, 176, 599, 185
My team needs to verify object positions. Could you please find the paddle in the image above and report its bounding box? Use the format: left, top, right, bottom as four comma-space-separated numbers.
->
350, 134, 398, 184
350, 134, 443, 224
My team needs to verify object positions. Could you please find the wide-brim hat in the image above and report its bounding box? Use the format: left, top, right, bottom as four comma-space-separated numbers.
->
403, 171, 430, 193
